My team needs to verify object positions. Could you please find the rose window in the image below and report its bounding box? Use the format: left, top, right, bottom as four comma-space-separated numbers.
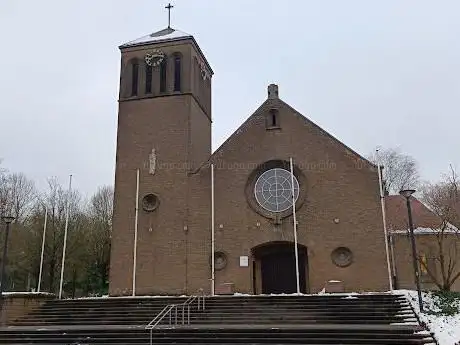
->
254, 168, 299, 212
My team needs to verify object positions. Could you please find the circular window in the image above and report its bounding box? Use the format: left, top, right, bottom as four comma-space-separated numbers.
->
254, 168, 299, 213
142, 193, 159, 212
209, 251, 227, 270
331, 247, 353, 267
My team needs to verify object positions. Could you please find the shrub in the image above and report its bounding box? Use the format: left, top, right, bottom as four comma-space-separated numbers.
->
426, 290, 460, 316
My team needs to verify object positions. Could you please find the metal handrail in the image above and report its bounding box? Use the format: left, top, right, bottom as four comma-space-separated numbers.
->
145, 290, 206, 345
145, 304, 175, 330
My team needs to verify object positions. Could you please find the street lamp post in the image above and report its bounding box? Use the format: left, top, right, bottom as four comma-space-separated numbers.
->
399, 189, 424, 312
0, 216, 15, 298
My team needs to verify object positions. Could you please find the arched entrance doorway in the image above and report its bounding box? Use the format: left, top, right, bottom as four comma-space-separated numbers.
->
252, 241, 308, 294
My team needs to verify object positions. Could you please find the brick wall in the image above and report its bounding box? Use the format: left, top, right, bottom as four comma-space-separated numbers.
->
0, 293, 54, 325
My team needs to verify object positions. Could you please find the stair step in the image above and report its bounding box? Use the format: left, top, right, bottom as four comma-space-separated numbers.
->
2, 294, 435, 345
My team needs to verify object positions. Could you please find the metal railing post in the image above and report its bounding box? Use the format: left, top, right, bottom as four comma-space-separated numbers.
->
146, 291, 206, 339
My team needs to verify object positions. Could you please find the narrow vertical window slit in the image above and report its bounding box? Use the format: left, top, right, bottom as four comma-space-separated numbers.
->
160, 59, 167, 93
131, 62, 139, 96
145, 65, 153, 94
174, 55, 181, 92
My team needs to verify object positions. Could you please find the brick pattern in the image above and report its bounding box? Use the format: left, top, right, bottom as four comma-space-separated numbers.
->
194, 98, 390, 294
110, 36, 392, 296
386, 196, 460, 291
110, 37, 212, 296
0, 294, 53, 326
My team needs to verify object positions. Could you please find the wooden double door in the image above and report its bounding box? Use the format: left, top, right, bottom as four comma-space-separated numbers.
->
259, 246, 307, 294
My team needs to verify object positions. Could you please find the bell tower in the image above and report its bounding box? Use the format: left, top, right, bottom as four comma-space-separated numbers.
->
109, 26, 213, 296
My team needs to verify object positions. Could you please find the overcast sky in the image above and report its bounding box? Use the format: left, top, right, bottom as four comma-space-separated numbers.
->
0, 0, 459, 197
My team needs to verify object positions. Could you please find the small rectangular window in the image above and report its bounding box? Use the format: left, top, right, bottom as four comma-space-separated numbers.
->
174, 56, 181, 92
160, 60, 167, 93
131, 63, 139, 96
266, 109, 280, 129
145, 65, 153, 94
420, 253, 428, 275
271, 110, 278, 127
419, 253, 436, 284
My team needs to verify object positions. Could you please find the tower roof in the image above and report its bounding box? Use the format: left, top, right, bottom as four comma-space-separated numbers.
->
120, 27, 193, 49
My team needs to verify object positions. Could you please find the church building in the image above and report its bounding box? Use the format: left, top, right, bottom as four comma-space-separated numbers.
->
108, 25, 394, 296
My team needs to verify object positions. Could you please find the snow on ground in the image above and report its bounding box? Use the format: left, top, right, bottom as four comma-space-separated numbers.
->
2, 291, 54, 297
396, 289, 460, 345
75, 294, 188, 300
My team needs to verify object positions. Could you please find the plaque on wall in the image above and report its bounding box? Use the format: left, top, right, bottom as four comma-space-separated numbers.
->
239, 256, 249, 267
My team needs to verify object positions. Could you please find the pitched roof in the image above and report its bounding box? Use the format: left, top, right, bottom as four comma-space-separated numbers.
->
120, 27, 193, 48
206, 93, 376, 170
385, 195, 443, 231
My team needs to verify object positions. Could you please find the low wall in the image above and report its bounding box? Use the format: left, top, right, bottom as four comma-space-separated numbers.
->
0, 292, 55, 326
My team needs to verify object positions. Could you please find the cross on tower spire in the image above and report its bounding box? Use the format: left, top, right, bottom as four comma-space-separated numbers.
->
165, 3, 174, 28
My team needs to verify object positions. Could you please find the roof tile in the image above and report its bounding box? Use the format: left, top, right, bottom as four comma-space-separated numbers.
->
385, 195, 442, 231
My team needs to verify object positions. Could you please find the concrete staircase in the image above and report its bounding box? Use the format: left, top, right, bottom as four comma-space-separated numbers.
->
0, 293, 437, 344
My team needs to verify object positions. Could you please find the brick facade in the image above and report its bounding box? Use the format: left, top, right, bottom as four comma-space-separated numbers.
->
109, 28, 392, 296
386, 195, 460, 292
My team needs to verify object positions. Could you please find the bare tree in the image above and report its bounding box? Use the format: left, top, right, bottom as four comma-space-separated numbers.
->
0, 163, 116, 295
39, 177, 82, 293
0, 168, 35, 222
0, 160, 9, 217
419, 167, 460, 291
422, 166, 459, 226
0, 159, 5, 178
419, 222, 460, 291
84, 186, 113, 294
88, 186, 113, 228
369, 147, 420, 194
7, 173, 36, 222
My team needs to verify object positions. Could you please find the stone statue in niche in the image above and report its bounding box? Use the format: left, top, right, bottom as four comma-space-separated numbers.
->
149, 148, 157, 175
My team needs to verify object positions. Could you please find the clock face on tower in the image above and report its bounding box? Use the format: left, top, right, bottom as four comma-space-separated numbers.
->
145, 49, 165, 67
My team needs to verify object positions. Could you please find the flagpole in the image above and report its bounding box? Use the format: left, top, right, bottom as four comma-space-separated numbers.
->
59, 174, 72, 299
376, 149, 393, 291
211, 163, 215, 296
132, 169, 140, 296
290, 158, 300, 294
37, 206, 48, 292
